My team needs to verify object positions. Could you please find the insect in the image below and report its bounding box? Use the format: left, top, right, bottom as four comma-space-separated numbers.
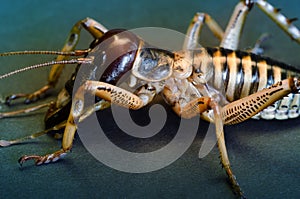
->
0, 0, 299, 198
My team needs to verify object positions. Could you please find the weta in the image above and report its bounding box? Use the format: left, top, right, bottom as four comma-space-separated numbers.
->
0, 1, 299, 198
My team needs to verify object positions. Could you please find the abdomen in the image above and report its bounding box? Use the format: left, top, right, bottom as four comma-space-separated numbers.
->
206, 47, 300, 120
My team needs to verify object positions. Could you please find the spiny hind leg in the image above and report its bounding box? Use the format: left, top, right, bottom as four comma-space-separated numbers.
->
5, 18, 108, 105
249, 0, 300, 53
209, 100, 245, 198
216, 78, 300, 196
163, 87, 245, 197
255, 0, 300, 44
222, 78, 300, 124
182, 100, 244, 197
220, 0, 300, 50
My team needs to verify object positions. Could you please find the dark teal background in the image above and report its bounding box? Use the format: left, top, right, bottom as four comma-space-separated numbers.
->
0, 0, 299, 198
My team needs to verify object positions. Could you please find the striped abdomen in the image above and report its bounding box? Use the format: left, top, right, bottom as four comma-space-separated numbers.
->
195, 47, 300, 120
205, 47, 300, 102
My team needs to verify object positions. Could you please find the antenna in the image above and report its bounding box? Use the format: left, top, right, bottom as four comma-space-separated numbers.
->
0, 49, 92, 79
0, 58, 93, 80
0, 49, 90, 57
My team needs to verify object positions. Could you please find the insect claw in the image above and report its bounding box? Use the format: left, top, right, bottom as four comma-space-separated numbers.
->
18, 155, 42, 166
5, 94, 27, 106
18, 156, 26, 167
17, 150, 67, 166
5, 95, 16, 106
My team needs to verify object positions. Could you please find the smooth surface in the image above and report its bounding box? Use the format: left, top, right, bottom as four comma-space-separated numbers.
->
0, 0, 299, 198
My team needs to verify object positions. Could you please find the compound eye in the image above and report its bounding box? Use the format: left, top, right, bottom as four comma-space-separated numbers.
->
132, 47, 174, 82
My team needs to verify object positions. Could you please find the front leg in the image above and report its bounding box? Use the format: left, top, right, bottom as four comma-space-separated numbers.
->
18, 80, 151, 165
18, 109, 78, 166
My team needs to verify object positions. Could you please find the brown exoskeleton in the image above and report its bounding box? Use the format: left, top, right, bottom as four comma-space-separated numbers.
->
1, 0, 300, 198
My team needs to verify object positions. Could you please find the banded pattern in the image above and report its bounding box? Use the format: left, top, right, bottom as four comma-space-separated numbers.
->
205, 47, 300, 120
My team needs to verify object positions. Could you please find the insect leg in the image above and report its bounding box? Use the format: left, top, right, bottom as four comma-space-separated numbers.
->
183, 13, 224, 50
0, 102, 51, 118
248, 33, 271, 55
209, 99, 245, 198
18, 108, 78, 166
255, 0, 300, 44
221, 0, 300, 50
18, 81, 150, 166
5, 18, 108, 105
222, 78, 300, 125
0, 122, 66, 147
166, 95, 245, 197
46, 18, 107, 91
220, 1, 253, 50
171, 97, 211, 119
78, 100, 111, 122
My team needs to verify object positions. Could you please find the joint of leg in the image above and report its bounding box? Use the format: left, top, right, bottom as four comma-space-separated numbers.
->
243, 0, 254, 10
195, 12, 206, 23
72, 99, 84, 118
